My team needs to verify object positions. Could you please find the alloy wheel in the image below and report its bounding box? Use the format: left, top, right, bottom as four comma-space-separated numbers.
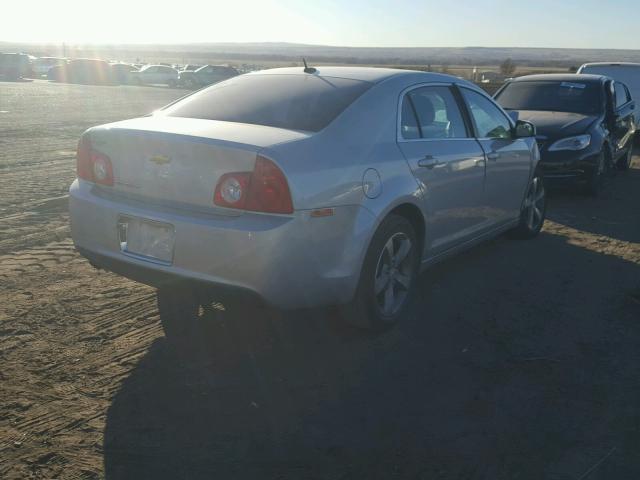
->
523, 176, 545, 231
374, 233, 414, 316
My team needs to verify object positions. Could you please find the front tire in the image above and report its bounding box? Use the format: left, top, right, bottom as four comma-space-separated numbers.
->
585, 150, 608, 196
617, 145, 633, 171
340, 214, 419, 331
509, 171, 546, 239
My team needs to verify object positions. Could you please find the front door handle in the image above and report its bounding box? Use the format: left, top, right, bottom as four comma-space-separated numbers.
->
418, 155, 440, 169
487, 152, 499, 161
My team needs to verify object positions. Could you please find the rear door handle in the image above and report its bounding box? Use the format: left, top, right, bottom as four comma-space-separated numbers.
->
418, 155, 440, 169
487, 152, 499, 161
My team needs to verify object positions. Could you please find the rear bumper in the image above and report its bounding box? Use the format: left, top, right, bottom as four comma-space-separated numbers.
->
69, 180, 373, 309
76, 245, 261, 304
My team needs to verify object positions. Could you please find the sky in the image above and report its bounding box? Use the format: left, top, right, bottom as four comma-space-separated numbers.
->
5, 0, 640, 49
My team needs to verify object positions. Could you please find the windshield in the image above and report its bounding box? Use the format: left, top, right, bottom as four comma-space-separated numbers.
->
496, 81, 603, 114
163, 73, 372, 132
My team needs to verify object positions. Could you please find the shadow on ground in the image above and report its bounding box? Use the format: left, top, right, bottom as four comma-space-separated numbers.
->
104, 165, 640, 480
103, 242, 640, 479
545, 162, 640, 243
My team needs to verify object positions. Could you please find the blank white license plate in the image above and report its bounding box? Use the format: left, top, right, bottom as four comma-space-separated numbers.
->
118, 216, 175, 264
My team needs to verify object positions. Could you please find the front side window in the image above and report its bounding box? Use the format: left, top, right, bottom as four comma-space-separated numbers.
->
614, 82, 629, 108
462, 88, 512, 139
400, 86, 468, 140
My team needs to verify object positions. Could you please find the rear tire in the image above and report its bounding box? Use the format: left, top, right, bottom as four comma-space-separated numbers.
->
156, 286, 201, 350
340, 214, 419, 331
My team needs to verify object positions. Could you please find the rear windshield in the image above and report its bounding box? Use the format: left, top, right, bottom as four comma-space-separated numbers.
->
496, 81, 603, 114
163, 74, 372, 132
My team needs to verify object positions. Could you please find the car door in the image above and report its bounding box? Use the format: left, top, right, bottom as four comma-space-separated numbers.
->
160, 67, 175, 84
140, 66, 154, 83
459, 87, 531, 223
611, 81, 636, 155
156, 67, 168, 83
396, 84, 489, 256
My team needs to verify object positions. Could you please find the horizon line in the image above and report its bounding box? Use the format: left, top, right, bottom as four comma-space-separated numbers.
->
2, 40, 640, 53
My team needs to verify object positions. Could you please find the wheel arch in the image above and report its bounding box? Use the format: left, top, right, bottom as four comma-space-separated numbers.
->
387, 203, 426, 258
361, 197, 427, 267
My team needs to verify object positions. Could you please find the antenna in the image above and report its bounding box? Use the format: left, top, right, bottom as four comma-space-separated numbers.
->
302, 58, 316, 74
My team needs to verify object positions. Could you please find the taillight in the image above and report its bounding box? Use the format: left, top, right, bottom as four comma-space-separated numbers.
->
213, 155, 293, 214
76, 135, 114, 186
91, 151, 114, 185
214, 172, 251, 209
76, 136, 92, 181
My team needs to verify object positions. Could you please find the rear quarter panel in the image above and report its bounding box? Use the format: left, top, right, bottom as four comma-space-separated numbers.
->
263, 75, 426, 277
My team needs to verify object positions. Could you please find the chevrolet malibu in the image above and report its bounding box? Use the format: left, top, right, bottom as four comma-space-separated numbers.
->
69, 67, 544, 335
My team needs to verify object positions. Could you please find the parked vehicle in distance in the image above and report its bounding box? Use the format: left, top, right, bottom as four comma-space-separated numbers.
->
110, 63, 139, 84
32, 57, 68, 76
495, 74, 636, 194
48, 59, 114, 85
129, 65, 179, 87
69, 67, 543, 337
178, 64, 239, 88
0, 53, 32, 80
180, 64, 202, 72
578, 63, 640, 140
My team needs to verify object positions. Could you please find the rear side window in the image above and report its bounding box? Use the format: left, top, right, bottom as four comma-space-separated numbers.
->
400, 86, 468, 139
164, 74, 372, 132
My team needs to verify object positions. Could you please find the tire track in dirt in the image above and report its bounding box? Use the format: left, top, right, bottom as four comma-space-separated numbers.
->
0, 240, 78, 278
0, 261, 160, 478
0, 80, 187, 479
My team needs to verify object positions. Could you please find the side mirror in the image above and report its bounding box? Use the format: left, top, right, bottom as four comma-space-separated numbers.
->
514, 119, 536, 138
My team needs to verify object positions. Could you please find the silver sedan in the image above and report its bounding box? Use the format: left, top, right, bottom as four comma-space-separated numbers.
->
69, 66, 545, 332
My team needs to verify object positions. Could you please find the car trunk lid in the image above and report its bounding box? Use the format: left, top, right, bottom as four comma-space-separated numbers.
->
87, 116, 310, 214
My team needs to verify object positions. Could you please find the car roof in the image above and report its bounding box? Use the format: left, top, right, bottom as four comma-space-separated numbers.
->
508, 73, 607, 83
580, 62, 640, 68
69, 59, 110, 66
247, 66, 465, 84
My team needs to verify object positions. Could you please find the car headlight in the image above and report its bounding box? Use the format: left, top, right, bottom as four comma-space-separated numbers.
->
548, 134, 591, 151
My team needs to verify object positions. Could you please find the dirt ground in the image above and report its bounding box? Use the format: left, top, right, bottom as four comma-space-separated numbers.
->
1, 79, 639, 480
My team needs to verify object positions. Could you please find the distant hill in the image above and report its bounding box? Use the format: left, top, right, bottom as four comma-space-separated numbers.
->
3, 41, 640, 67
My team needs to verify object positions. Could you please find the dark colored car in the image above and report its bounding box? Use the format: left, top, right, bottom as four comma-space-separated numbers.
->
178, 64, 239, 88
495, 74, 636, 195
48, 59, 115, 85
0, 53, 32, 80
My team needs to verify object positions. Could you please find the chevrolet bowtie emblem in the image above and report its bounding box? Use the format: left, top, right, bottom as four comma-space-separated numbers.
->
149, 154, 171, 165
